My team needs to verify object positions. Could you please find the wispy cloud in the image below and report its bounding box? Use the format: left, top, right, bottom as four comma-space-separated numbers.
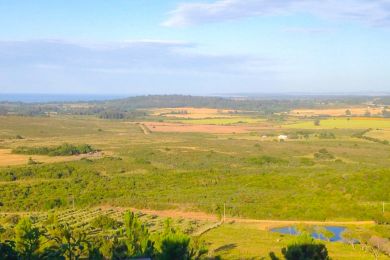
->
0, 39, 272, 74
163, 0, 390, 27
0, 39, 278, 94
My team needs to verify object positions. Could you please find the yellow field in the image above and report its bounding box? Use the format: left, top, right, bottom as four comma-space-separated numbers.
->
290, 107, 383, 117
284, 117, 390, 129
365, 128, 390, 141
0, 149, 102, 167
150, 107, 240, 119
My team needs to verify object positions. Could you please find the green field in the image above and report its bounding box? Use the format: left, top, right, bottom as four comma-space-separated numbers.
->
284, 117, 390, 129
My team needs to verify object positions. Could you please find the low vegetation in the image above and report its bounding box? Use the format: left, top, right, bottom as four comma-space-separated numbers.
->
12, 143, 98, 156
0, 95, 390, 259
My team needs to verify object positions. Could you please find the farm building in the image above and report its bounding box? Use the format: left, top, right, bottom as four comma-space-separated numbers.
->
278, 135, 288, 142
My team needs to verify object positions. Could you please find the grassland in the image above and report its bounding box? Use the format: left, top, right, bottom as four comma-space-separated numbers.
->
0, 112, 389, 259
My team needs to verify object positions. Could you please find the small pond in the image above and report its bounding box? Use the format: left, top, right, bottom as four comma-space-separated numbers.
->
270, 226, 346, 242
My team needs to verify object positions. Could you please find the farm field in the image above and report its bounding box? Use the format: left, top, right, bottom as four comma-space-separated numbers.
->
0, 106, 390, 259
0, 148, 102, 166
289, 107, 384, 117
284, 117, 390, 129
165, 117, 266, 125
366, 129, 390, 141
150, 107, 240, 118
143, 121, 270, 134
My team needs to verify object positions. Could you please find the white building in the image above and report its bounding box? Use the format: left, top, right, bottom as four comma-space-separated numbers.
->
278, 135, 288, 142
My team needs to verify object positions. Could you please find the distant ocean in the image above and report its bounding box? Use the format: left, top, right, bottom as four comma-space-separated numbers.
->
0, 94, 127, 103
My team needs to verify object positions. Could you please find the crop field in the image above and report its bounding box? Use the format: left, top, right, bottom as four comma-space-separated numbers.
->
290, 107, 384, 117
284, 117, 390, 129
143, 121, 269, 134
366, 129, 390, 141
150, 107, 240, 119
165, 117, 267, 125
0, 207, 215, 238
0, 110, 389, 259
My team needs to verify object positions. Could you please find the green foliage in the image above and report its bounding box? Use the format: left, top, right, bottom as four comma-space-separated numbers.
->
0, 211, 206, 259
282, 234, 330, 260
0, 240, 18, 259
314, 149, 334, 160
45, 223, 89, 260
318, 132, 336, 139
157, 223, 208, 260
249, 155, 288, 166
91, 215, 121, 230
12, 143, 98, 156
123, 211, 155, 258
159, 232, 192, 260
15, 217, 41, 260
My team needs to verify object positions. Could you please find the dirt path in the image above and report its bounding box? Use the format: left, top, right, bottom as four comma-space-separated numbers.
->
138, 124, 151, 135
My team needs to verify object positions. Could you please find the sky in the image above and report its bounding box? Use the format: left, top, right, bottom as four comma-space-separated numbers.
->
1, 0, 390, 95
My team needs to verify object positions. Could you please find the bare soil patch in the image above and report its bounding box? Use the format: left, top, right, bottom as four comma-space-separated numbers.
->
0, 149, 103, 167
143, 122, 266, 134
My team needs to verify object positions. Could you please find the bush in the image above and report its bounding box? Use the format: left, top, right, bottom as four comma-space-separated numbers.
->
12, 143, 98, 156
249, 155, 288, 166
282, 234, 330, 260
314, 149, 334, 160
318, 132, 336, 139
159, 233, 191, 260
91, 215, 121, 230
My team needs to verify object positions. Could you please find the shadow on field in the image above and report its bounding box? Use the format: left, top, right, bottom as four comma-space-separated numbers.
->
214, 243, 237, 252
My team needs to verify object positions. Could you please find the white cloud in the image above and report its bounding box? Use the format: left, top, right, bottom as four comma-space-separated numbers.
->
0, 39, 271, 74
163, 0, 390, 27
0, 39, 278, 94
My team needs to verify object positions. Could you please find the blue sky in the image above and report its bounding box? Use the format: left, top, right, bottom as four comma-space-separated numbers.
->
1, 0, 390, 94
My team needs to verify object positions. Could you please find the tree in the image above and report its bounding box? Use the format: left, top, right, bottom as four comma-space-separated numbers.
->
345, 109, 352, 116
123, 211, 155, 258
157, 218, 207, 260
45, 223, 90, 260
15, 217, 41, 260
0, 240, 18, 260
282, 233, 330, 260
341, 229, 358, 249
314, 119, 321, 126
159, 233, 192, 260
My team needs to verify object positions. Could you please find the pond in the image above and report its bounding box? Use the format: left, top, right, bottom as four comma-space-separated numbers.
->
270, 226, 346, 242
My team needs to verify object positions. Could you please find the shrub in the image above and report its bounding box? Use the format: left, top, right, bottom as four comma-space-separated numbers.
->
249, 155, 288, 166
12, 143, 98, 156
91, 215, 121, 230
282, 234, 330, 260
314, 149, 334, 160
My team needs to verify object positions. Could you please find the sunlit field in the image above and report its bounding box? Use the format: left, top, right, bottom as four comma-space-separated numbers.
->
0, 108, 389, 258
284, 117, 390, 129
